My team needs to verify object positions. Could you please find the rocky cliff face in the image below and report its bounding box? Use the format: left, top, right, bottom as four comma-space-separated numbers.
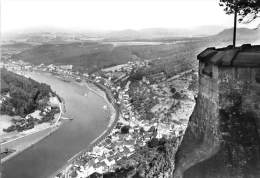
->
174, 45, 260, 178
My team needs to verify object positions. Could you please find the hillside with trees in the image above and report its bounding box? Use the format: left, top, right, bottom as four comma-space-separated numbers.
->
10, 38, 217, 74
10, 27, 259, 75
0, 68, 54, 117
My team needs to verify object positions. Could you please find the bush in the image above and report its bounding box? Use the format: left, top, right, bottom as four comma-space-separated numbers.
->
147, 138, 159, 148
170, 87, 176, 94
172, 92, 182, 99
140, 127, 145, 134
121, 125, 130, 134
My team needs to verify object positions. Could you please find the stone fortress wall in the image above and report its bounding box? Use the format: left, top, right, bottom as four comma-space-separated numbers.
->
174, 44, 260, 178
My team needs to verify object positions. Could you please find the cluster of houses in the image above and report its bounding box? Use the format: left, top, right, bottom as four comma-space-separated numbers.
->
3, 105, 59, 133
62, 115, 163, 178
1, 60, 32, 72
37, 64, 73, 74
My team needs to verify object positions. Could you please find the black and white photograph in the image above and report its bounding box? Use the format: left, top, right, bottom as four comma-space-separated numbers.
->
0, 0, 260, 178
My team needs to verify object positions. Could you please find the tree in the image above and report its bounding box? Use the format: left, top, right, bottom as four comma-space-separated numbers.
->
219, 0, 260, 47
147, 138, 159, 148
170, 87, 176, 94
121, 125, 130, 134
140, 127, 145, 134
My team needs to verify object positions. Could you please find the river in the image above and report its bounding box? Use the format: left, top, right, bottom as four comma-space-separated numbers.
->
1, 72, 109, 178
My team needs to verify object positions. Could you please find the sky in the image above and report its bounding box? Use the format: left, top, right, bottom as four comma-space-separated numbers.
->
1, 0, 259, 33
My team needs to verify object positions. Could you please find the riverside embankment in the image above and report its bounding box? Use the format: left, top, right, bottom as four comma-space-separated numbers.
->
2, 72, 111, 178
1, 94, 64, 164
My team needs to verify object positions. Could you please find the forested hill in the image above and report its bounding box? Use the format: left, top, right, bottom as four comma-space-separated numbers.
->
8, 28, 259, 75
0, 68, 54, 116
12, 40, 213, 74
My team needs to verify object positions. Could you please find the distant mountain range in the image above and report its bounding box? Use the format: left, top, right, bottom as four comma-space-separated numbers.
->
2, 25, 227, 42
3, 26, 259, 43
214, 27, 260, 41
104, 26, 226, 40
103, 27, 259, 44
2, 26, 258, 80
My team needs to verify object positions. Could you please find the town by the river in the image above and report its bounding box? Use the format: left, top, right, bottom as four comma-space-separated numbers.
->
1, 72, 110, 178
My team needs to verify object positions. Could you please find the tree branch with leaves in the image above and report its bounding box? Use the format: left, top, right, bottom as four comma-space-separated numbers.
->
219, 0, 260, 47
219, 0, 260, 23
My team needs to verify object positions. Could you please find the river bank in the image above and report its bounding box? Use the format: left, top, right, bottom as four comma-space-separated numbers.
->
1, 85, 65, 164
1, 70, 112, 168
1, 105, 63, 163
1, 125, 59, 163
50, 80, 119, 178
2, 71, 111, 178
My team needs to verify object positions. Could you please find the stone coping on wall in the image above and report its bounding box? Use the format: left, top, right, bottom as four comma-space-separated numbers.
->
198, 44, 260, 67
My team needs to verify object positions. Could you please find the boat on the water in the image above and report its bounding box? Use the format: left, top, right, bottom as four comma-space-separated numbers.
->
61, 78, 71, 83
61, 117, 73, 121
103, 105, 108, 110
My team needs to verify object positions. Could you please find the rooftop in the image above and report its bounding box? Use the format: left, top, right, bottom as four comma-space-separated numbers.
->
198, 44, 260, 67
